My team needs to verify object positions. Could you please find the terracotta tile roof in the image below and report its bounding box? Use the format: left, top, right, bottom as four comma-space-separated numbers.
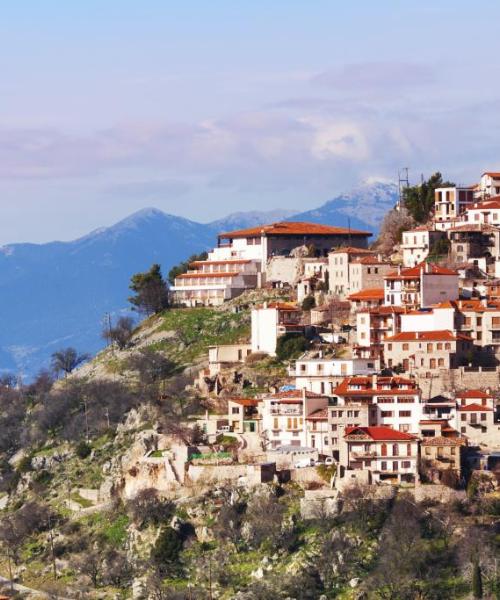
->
457, 403, 493, 412
449, 223, 499, 233
260, 302, 299, 311
384, 330, 472, 342
348, 288, 385, 301
363, 305, 407, 315
306, 408, 328, 420
482, 172, 500, 177
176, 271, 241, 279
344, 426, 417, 441
352, 256, 390, 265
218, 221, 371, 239
421, 436, 465, 446
419, 419, 450, 425
230, 398, 261, 407
468, 196, 500, 210
455, 389, 492, 399
334, 376, 419, 397
330, 247, 375, 254
385, 262, 457, 280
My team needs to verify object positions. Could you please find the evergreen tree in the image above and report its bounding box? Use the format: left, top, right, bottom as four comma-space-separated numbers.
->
403, 172, 454, 223
129, 264, 169, 315
168, 251, 208, 285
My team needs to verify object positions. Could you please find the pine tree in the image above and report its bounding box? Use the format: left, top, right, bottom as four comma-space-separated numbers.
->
129, 264, 169, 315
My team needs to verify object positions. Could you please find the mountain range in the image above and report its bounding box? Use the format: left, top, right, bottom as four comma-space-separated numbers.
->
0, 181, 397, 377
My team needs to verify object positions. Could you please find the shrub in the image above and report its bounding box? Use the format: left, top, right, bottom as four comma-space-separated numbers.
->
302, 295, 316, 310
276, 334, 308, 361
151, 526, 183, 576
75, 441, 92, 459
17, 455, 33, 473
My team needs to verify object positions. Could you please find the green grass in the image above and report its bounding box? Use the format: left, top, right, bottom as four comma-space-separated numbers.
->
70, 492, 94, 508
150, 307, 251, 364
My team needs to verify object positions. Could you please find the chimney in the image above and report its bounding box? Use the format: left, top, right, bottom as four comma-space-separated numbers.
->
371, 374, 377, 389
425, 262, 430, 273
398, 265, 402, 275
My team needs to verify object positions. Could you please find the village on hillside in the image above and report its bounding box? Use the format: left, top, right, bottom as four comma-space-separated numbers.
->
159, 171, 500, 504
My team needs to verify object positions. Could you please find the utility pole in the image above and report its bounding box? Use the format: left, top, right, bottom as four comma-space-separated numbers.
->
47, 513, 57, 580
397, 167, 409, 211
83, 395, 90, 443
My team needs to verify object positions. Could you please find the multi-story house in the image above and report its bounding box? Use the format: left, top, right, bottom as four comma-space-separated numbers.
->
296, 258, 329, 302
453, 298, 500, 361
420, 436, 464, 481
348, 287, 385, 311
328, 403, 370, 461
448, 223, 500, 272
383, 330, 473, 374
261, 389, 329, 450
328, 247, 382, 298
342, 426, 419, 485
172, 220, 371, 306
434, 186, 475, 230
455, 389, 498, 446
333, 375, 423, 434
305, 408, 330, 455
475, 172, 500, 200
354, 305, 405, 361
400, 227, 447, 267
251, 302, 304, 356
227, 398, 262, 434
293, 355, 379, 396
384, 263, 459, 308
465, 196, 500, 226
172, 259, 261, 306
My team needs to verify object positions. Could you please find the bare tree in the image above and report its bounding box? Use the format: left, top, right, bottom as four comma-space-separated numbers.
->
51, 347, 90, 377
102, 316, 135, 350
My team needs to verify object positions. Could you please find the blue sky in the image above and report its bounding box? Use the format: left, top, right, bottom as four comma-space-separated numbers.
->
1, 1, 500, 243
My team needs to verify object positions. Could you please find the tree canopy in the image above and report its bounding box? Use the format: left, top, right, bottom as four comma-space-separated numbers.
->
403, 172, 454, 223
129, 263, 169, 315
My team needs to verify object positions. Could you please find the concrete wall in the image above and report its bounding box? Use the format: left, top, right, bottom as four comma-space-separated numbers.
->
266, 256, 301, 285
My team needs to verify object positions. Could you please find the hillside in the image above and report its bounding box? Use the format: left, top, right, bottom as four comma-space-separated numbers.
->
0, 182, 396, 377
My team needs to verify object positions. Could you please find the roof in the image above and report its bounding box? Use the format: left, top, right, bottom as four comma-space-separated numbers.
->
330, 246, 375, 254
352, 256, 390, 265
482, 172, 500, 177
457, 403, 493, 412
306, 408, 328, 421
384, 330, 472, 342
468, 196, 500, 211
421, 436, 465, 446
456, 389, 492, 399
385, 262, 457, 280
348, 288, 385, 301
449, 223, 500, 233
334, 376, 419, 397
344, 426, 417, 441
260, 302, 299, 311
218, 221, 371, 239
176, 271, 240, 279
229, 398, 261, 407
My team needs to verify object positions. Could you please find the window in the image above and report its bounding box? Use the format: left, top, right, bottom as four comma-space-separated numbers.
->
392, 443, 399, 456
387, 343, 392, 351
461, 426, 466, 433
399, 410, 411, 417
381, 461, 387, 471
402, 461, 411, 469
402, 343, 409, 351
481, 413, 487, 421
425, 447, 431, 455
273, 418, 279, 430
332, 437, 338, 445
381, 411, 393, 417
407, 443, 412, 456
331, 424, 337, 431
330, 411, 337, 418
427, 343, 433, 352
461, 414, 466, 421
438, 358, 444, 367
451, 447, 456, 455
231, 407, 240, 414
445, 343, 451, 350
437, 343, 443, 350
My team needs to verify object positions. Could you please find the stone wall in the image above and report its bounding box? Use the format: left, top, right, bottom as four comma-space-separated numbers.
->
416, 367, 500, 399
266, 256, 302, 285
413, 483, 466, 503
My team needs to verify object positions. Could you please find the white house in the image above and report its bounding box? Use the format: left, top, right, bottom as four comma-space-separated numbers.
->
434, 186, 475, 230
293, 355, 379, 396
400, 227, 447, 267
251, 302, 304, 356
261, 389, 329, 450
384, 262, 459, 308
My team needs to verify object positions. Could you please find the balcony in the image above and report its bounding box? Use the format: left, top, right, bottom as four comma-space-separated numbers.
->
270, 409, 302, 416
351, 451, 377, 459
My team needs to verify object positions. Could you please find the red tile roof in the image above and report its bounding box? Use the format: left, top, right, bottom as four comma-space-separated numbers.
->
468, 196, 500, 210
348, 288, 385, 301
306, 408, 328, 420
384, 330, 472, 342
230, 398, 261, 407
218, 221, 371, 239
421, 436, 465, 446
334, 376, 419, 397
259, 302, 299, 311
455, 389, 492, 399
385, 262, 457, 280
344, 426, 417, 441
352, 256, 390, 265
457, 403, 493, 412
482, 172, 500, 177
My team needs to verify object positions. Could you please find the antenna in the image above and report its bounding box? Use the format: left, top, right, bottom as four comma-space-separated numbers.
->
397, 167, 409, 211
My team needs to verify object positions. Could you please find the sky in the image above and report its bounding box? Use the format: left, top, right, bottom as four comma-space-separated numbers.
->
1, 1, 500, 244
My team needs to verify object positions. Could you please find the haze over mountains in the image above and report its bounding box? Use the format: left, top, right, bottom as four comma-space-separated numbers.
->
0, 181, 397, 377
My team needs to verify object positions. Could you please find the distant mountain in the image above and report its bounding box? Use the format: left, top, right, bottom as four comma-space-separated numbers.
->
0, 182, 397, 377
207, 209, 294, 234
0, 209, 215, 377
291, 181, 398, 234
